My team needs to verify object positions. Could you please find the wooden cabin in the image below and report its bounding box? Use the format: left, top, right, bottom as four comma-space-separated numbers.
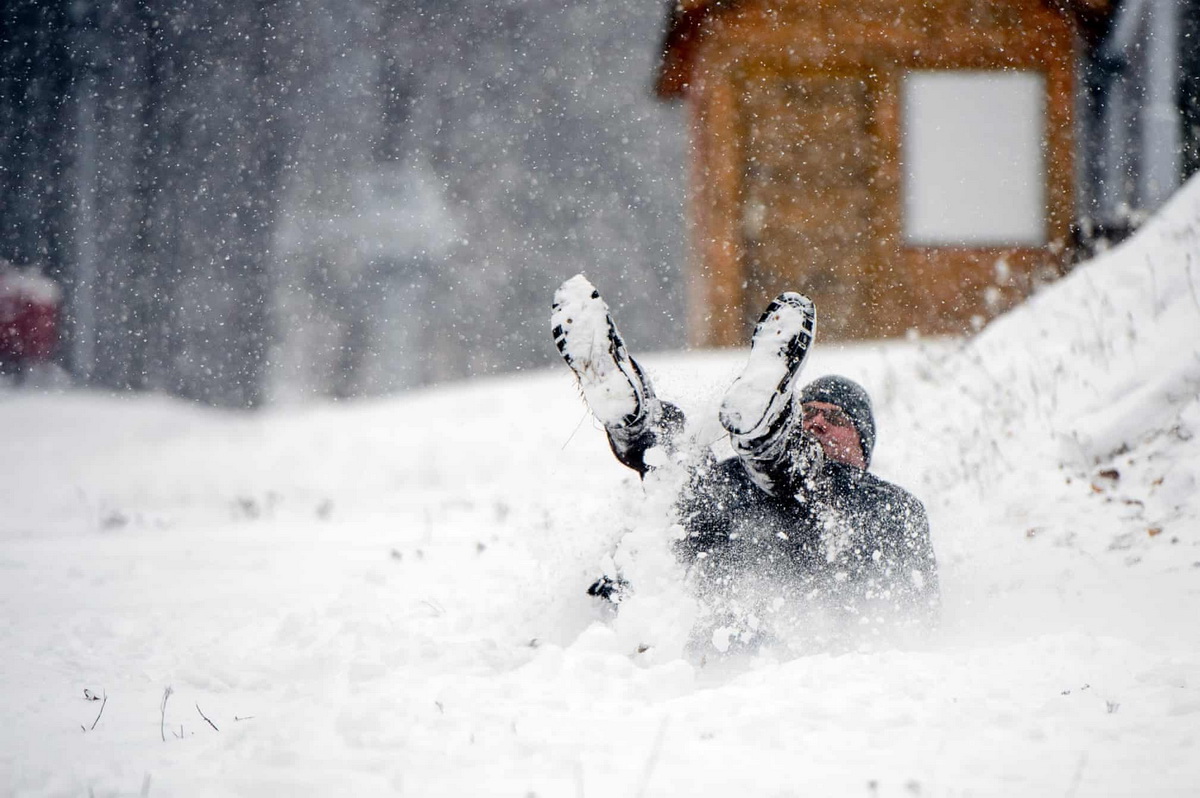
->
656, 0, 1099, 344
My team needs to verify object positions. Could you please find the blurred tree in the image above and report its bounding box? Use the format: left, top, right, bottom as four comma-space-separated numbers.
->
0, 1, 73, 289
2, 0, 685, 405
2, 0, 292, 406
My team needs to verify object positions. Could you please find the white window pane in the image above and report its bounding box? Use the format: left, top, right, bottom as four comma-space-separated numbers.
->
903, 70, 1047, 246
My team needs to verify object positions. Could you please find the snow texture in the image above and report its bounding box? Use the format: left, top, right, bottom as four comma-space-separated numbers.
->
2, 178, 1200, 795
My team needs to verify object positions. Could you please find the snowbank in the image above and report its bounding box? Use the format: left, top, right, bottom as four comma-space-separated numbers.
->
888, 175, 1200, 652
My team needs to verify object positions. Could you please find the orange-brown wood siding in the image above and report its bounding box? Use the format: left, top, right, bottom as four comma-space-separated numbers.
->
682, 0, 1077, 345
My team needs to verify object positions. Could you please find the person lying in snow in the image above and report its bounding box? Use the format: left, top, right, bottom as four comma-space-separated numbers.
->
551, 275, 939, 643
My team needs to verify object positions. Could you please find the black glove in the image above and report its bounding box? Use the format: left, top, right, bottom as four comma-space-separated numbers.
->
586, 574, 630, 603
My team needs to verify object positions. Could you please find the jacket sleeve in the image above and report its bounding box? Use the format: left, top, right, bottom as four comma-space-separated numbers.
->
890, 493, 940, 617
672, 453, 740, 564
823, 476, 940, 622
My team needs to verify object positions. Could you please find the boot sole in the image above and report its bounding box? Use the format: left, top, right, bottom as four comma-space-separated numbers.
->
719, 292, 816, 439
551, 275, 649, 428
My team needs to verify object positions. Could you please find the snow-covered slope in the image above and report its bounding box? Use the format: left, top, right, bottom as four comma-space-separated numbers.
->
894, 175, 1200, 652
2, 180, 1198, 796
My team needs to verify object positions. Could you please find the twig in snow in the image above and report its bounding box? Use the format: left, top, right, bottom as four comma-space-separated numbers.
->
1147, 254, 1161, 317
90, 691, 108, 730
634, 715, 670, 798
560, 407, 588, 450
160, 686, 173, 742
1186, 254, 1200, 314
196, 702, 219, 732
572, 759, 585, 798
1065, 752, 1088, 798
234, 715, 256, 722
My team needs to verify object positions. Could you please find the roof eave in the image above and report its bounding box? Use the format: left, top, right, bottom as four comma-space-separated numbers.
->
654, 0, 1117, 100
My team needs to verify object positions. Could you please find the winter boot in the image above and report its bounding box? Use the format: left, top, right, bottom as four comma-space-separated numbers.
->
719, 292, 816, 455
552, 274, 656, 431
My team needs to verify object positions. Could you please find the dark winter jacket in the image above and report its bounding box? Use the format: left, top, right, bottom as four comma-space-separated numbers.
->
594, 398, 939, 630
674, 450, 939, 623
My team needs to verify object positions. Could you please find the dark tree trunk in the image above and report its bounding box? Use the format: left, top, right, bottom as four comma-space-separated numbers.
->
0, 1, 73, 280
223, 0, 288, 408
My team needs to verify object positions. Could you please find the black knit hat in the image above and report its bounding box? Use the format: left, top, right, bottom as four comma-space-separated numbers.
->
798, 375, 876, 467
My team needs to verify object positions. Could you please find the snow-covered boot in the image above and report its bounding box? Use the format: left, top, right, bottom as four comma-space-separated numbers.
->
719, 292, 816, 454
552, 274, 655, 431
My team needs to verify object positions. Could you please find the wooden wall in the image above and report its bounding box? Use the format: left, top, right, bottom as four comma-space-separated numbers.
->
678, 0, 1077, 345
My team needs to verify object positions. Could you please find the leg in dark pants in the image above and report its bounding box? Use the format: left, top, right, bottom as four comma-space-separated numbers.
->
727, 401, 825, 500
605, 399, 687, 477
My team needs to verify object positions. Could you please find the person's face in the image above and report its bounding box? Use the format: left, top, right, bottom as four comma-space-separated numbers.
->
801, 401, 866, 468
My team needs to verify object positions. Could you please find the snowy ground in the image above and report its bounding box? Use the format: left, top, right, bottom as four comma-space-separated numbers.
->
3, 180, 1200, 797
